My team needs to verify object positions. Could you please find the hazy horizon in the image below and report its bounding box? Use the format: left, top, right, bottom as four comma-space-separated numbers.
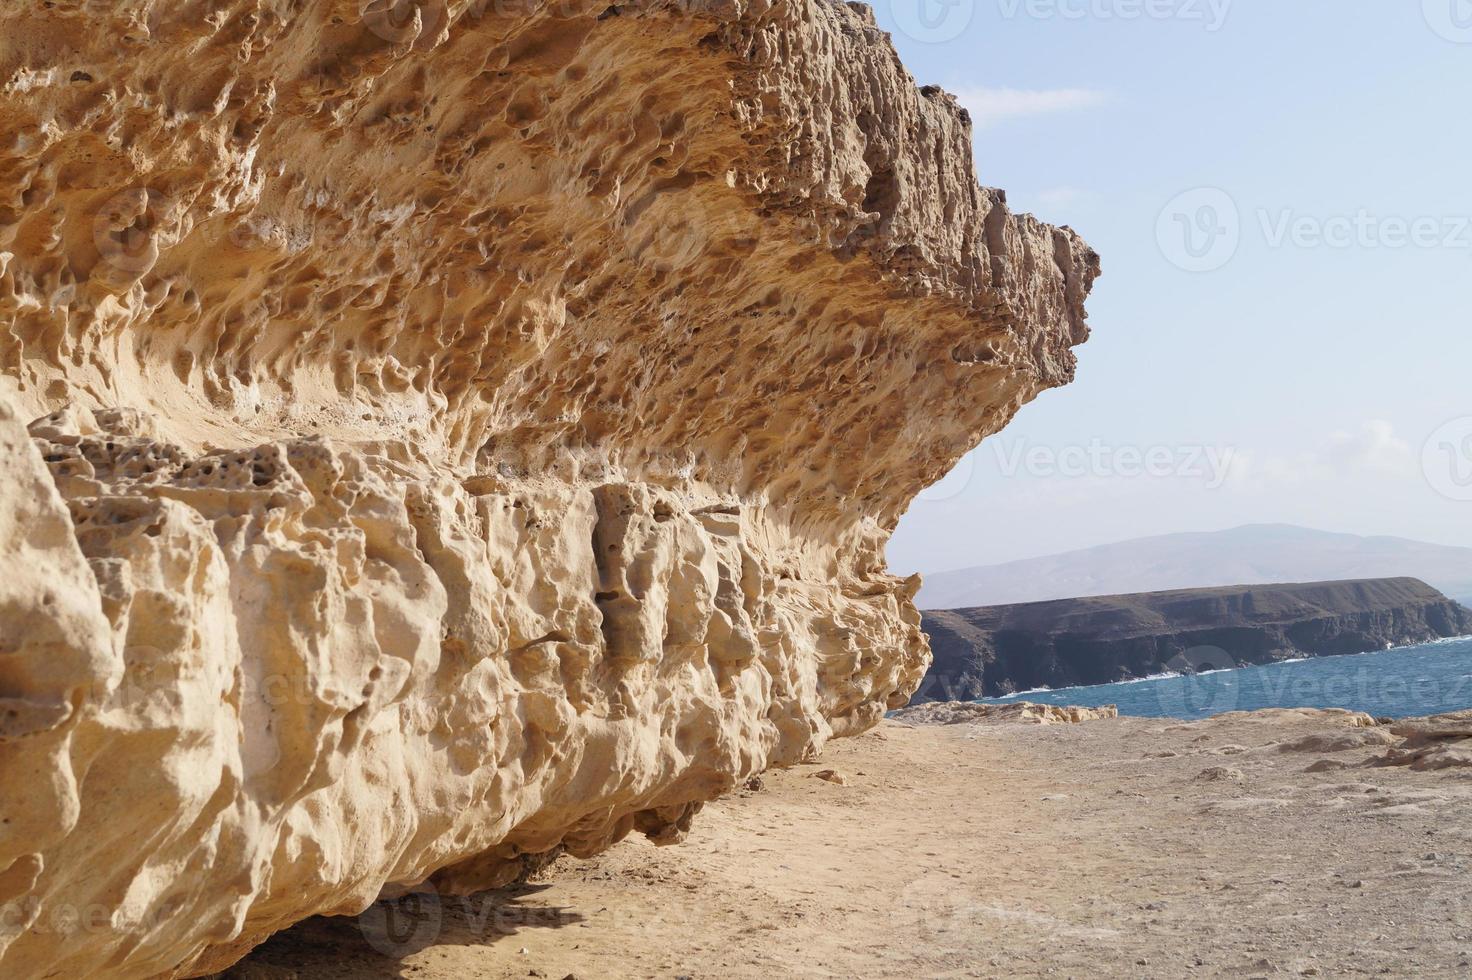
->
879, 1, 1472, 576
911, 521, 1472, 578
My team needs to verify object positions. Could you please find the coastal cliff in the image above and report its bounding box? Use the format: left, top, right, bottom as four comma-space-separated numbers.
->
920, 578, 1472, 701
0, 1, 1097, 976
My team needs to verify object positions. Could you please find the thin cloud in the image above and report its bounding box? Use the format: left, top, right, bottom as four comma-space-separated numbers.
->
1034, 186, 1088, 209
953, 87, 1109, 128
1223, 421, 1417, 491
1324, 420, 1414, 477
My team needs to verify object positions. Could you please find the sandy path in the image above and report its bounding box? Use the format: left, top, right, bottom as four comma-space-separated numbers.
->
222, 711, 1472, 978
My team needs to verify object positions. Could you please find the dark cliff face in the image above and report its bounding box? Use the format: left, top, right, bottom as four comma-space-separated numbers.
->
917, 578, 1472, 702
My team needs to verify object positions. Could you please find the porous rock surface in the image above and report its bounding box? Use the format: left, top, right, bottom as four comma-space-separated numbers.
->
889, 700, 1118, 727
0, 1, 1096, 976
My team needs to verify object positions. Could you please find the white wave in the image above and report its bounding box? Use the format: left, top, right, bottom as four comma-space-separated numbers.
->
990, 671, 1182, 700
1421, 634, 1472, 648
982, 638, 1472, 707
1117, 670, 1184, 685
1005, 685, 1057, 697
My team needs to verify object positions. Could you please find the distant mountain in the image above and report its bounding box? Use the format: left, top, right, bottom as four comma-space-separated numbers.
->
915, 525, 1472, 611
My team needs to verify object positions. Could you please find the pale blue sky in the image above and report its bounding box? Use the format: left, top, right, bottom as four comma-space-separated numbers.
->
881, 0, 1472, 574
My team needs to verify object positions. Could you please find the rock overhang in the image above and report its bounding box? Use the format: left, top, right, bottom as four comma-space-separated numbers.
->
0, 2, 1096, 976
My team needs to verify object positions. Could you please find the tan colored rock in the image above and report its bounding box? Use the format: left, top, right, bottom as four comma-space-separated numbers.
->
0, 2, 1096, 977
1305, 758, 1353, 773
1212, 708, 1379, 728
1275, 729, 1398, 754
1388, 711, 1472, 740
1373, 711, 1472, 771
1385, 744, 1472, 771
891, 700, 1119, 727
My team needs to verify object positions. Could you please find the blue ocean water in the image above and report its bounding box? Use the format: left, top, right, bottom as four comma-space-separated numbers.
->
981, 637, 1472, 721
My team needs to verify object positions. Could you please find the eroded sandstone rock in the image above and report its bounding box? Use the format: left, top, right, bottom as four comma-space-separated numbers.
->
0, 1, 1095, 976
891, 700, 1119, 726
1372, 711, 1472, 771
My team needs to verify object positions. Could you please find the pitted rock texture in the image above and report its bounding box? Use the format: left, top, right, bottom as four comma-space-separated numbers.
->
890, 700, 1119, 726
0, 1, 1096, 977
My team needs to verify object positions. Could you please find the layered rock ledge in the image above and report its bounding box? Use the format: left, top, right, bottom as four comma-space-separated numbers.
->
0, 2, 1096, 976
920, 578, 1472, 701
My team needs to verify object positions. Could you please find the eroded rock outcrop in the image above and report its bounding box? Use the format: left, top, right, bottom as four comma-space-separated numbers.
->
1372, 712, 1472, 771
0, 2, 1096, 976
890, 700, 1118, 726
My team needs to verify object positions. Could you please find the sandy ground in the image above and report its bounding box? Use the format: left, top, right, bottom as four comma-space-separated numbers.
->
221, 710, 1472, 979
